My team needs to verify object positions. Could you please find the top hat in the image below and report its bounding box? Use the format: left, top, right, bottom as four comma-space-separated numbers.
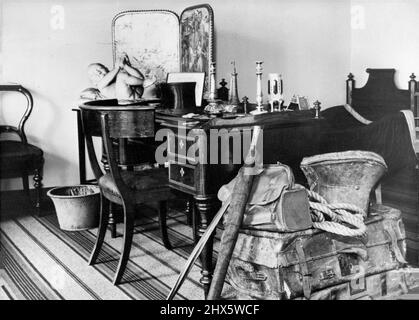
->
160, 82, 197, 115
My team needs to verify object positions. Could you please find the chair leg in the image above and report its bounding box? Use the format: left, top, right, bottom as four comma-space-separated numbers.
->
159, 201, 172, 250
113, 203, 135, 285
109, 202, 117, 239
89, 194, 110, 266
33, 168, 43, 216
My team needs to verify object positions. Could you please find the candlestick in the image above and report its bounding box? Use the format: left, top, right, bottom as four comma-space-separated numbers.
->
251, 61, 267, 114
228, 61, 240, 107
204, 61, 224, 114
208, 62, 217, 101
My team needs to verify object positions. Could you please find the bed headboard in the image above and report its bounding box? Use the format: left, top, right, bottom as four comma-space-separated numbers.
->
346, 68, 418, 117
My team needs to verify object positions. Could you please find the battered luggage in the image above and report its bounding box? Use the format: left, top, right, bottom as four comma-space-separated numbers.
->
297, 268, 419, 300
300, 151, 388, 214
222, 268, 419, 300
224, 204, 406, 300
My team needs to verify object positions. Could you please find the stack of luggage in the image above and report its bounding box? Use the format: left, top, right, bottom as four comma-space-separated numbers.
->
221, 151, 419, 300
381, 166, 419, 265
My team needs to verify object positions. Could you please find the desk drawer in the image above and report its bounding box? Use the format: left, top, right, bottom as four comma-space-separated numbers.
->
169, 162, 196, 191
168, 134, 197, 161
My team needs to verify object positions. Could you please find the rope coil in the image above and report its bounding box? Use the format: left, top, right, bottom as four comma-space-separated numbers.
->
307, 190, 367, 237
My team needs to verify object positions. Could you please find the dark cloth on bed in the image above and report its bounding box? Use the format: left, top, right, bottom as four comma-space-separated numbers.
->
321, 105, 367, 129
320, 105, 417, 175
320, 103, 411, 127
353, 105, 408, 121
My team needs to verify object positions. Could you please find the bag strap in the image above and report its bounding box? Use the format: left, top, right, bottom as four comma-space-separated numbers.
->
383, 221, 407, 265
281, 163, 295, 188
295, 238, 312, 299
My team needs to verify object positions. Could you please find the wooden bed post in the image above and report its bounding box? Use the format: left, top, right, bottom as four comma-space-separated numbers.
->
409, 73, 417, 126
346, 73, 354, 105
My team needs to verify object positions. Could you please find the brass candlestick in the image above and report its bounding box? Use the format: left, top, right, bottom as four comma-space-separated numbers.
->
204, 61, 223, 113
208, 62, 218, 102
251, 61, 267, 115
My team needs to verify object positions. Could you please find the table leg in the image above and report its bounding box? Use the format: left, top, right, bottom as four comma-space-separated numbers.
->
76, 110, 87, 184
186, 200, 193, 226
194, 196, 217, 299
191, 200, 199, 245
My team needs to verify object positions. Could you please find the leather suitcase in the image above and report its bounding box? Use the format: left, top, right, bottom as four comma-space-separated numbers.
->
296, 268, 419, 300
222, 268, 419, 300
224, 204, 406, 300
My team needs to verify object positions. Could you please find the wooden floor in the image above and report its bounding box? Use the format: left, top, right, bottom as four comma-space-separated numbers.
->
1, 187, 419, 300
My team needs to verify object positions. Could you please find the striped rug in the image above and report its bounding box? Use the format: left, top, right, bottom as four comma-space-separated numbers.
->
0, 207, 220, 300
2, 202, 419, 300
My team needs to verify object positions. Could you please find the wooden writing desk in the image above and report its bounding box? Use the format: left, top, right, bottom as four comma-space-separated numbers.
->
73, 106, 325, 296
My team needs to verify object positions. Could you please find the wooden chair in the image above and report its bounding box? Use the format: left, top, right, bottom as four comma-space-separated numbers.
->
80, 103, 176, 285
0, 85, 44, 214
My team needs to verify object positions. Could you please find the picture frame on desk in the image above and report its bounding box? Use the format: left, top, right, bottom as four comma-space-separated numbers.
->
298, 96, 310, 110
288, 95, 310, 111
180, 4, 215, 99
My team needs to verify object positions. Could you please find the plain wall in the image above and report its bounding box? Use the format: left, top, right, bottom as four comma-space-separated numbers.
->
0, 0, 351, 189
350, 0, 419, 88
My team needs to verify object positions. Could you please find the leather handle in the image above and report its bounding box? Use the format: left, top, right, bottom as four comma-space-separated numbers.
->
338, 247, 369, 261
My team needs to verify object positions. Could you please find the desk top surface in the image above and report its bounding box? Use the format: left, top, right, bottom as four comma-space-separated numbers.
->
156, 109, 324, 130
75, 100, 323, 130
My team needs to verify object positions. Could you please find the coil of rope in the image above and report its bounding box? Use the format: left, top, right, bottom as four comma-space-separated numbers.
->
307, 190, 367, 237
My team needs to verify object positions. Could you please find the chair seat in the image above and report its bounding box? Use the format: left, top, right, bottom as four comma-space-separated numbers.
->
98, 167, 175, 204
0, 140, 44, 172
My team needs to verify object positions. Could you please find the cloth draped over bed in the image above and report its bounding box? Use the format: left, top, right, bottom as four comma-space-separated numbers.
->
261, 105, 417, 186
320, 105, 417, 176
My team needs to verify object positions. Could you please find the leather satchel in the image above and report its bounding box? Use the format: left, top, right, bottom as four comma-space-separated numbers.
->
217, 163, 312, 232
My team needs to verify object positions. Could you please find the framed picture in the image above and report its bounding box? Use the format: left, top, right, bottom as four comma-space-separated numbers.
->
288, 95, 310, 110
179, 4, 215, 99
112, 10, 180, 83
167, 72, 205, 106
298, 96, 310, 110
111, 5, 216, 97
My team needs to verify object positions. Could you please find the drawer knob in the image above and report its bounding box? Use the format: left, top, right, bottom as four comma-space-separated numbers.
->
179, 139, 185, 150
180, 167, 185, 177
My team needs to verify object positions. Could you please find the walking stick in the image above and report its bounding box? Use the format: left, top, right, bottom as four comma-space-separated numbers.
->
166, 199, 230, 300
207, 126, 262, 300
166, 126, 262, 300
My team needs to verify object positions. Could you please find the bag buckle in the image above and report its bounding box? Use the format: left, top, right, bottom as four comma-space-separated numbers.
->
320, 268, 335, 280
